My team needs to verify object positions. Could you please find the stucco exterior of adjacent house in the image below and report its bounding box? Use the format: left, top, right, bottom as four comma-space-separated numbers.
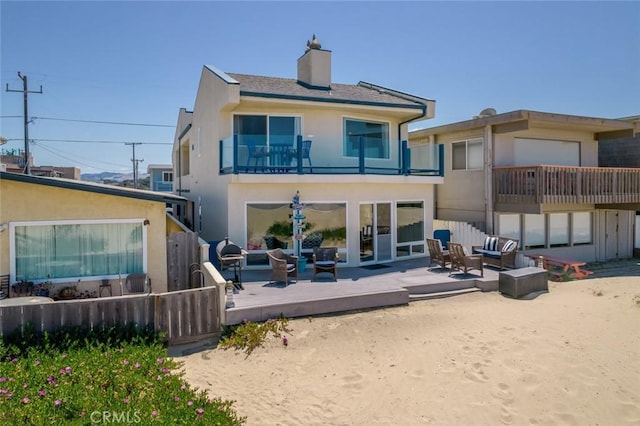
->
0, 171, 187, 294
172, 36, 443, 268
147, 164, 174, 193
409, 109, 640, 262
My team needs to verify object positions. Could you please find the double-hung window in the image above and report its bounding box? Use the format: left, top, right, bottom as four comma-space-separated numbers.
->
11, 219, 146, 282
162, 171, 173, 182
344, 118, 389, 159
452, 138, 483, 170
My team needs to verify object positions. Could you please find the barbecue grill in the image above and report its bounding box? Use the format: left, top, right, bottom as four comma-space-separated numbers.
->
216, 239, 247, 289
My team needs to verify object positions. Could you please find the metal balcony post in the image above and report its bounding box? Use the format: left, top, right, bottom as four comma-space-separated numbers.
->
401, 140, 409, 176
232, 134, 239, 174
297, 134, 303, 174
438, 144, 445, 177
359, 137, 365, 174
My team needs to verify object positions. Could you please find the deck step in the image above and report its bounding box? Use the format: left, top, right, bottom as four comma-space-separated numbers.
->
409, 287, 481, 301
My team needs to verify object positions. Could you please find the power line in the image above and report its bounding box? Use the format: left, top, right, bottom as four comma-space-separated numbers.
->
1, 115, 174, 127
31, 116, 174, 128
30, 138, 172, 145
34, 143, 128, 172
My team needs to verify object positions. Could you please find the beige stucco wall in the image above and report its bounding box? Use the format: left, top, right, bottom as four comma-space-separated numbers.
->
182, 65, 429, 243
226, 181, 435, 267
0, 179, 170, 292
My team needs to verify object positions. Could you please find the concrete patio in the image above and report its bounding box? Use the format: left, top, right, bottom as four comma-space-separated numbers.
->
221, 257, 500, 325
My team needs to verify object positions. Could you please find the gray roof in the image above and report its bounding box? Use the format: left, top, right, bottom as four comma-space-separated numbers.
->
225, 72, 430, 110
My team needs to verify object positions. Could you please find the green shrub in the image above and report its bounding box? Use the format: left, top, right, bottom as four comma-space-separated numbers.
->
0, 324, 245, 425
219, 318, 291, 357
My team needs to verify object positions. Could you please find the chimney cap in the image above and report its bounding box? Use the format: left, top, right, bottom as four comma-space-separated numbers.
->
306, 34, 322, 51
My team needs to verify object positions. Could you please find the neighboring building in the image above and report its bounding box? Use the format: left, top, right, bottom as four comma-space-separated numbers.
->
409, 109, 640, 262
0, 171, 187, 294
172, 36, 443, 268
1, 150, 81, 179
147, 164, 174, 192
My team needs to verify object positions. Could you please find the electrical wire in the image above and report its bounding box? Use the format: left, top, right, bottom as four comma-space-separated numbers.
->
31, 116, 174, 127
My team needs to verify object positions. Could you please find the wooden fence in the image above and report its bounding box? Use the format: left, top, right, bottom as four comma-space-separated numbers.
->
0, 261, 229, 345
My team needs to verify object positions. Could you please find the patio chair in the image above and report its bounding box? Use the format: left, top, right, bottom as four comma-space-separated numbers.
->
426, 238, 451, 271
433, 229, 451, 250
245, 140, 268, 172
0, 275, 9, 299
313, 247, 339, 280
263, 235, 288, 250
125, 273, 151, 294
301, 140, 313, 171
302, 231, 324, 250
12, 280, 34, 297
266, 248, 298, 285
448, 242, 483, 277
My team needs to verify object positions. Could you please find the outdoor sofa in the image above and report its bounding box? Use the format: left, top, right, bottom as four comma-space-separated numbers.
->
472, 236, 519, 270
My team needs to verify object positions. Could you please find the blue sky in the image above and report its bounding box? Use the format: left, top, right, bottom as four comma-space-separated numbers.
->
1, 1, 639, 174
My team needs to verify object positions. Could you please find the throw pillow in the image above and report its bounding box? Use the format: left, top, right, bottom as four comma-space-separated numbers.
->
483, 236, 498, 251
502, 239, 517, 252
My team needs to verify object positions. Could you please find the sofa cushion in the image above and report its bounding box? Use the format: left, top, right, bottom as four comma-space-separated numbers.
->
502, 239, 518, 252
474, 248, 502, 259
483, 236, 499, 251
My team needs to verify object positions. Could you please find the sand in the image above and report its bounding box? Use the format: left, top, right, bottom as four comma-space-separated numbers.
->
179, 276, 640, 425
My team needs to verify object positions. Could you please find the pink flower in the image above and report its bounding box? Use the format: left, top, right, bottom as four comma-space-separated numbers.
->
65, 366, 72, 373
157, 375, 162, 381
156, 358, 164, 364
124, 398, 129, 404
35, 360, 41, 366
11, 358, 17, 364
282, 336, 288, 346
151, 411, 158, 417
181, 384, 186, 391
0, 378, 5, 382
38, 390, 46, 397
134, 363, 141, 369
54, 400, 62, 406
196, 408, 204, 415
123, 360, 130, 366
22, 397, 30, 404
22, 383, 28, 389
174, 397, 180, 402
187, 401, 193, 407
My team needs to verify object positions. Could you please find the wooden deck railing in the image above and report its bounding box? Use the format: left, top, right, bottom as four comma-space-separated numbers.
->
494, 165, 640, 205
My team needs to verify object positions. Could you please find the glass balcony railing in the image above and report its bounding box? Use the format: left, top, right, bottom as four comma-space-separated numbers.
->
219, 135, 444, 177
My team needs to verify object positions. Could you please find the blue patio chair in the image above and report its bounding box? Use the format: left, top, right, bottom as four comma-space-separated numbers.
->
245, 140, 268, 172
301, 140, 313, 172
433, 229, 451, 250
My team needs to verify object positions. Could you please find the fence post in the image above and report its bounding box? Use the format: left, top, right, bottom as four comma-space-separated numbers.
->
359, 137, 365, 174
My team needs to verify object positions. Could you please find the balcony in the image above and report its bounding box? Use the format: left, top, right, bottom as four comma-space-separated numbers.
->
494, 165, 640, 213
219, 135, 444, 177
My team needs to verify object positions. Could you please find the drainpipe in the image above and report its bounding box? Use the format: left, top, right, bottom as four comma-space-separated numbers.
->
398, 104, 428, 172
484, 124, 494, 234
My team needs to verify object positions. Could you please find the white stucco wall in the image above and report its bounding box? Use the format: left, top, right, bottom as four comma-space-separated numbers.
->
226, 182, 435, 267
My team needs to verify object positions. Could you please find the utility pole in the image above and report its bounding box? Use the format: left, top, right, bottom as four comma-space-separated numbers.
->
125, 142, 143, 188
6, 72, 43, 175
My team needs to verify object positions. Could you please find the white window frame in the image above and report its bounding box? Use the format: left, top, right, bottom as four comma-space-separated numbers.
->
451, 138, 483, 171
343, 117, 391, 160
233, 113, 303, 149
9, 218, 148, 283
162, 171, 173, 182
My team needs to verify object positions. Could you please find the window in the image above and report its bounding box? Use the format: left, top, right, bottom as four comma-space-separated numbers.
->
498, 214, 520, 244
514, 138, 580, 166
344, 118, 389, 159
549, 213, 569, 247
452, 138, 483, 170
572, 212, 592, 245
524, 214, 545, 249
396, 201, 424, 257
162, 171, 173, 182
12, 220, 145, 281
246, 202, 346, 266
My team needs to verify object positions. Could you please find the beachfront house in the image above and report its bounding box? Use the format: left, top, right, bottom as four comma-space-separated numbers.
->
409, 109, 640, 262
147, 164, 174, 193
172, 36, 443, 268
0, 171, 188, 296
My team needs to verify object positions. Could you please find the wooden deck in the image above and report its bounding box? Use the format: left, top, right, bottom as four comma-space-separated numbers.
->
222, 258, 499, 325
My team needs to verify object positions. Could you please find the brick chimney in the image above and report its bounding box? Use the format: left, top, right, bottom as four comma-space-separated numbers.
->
297, 35, 331, 89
